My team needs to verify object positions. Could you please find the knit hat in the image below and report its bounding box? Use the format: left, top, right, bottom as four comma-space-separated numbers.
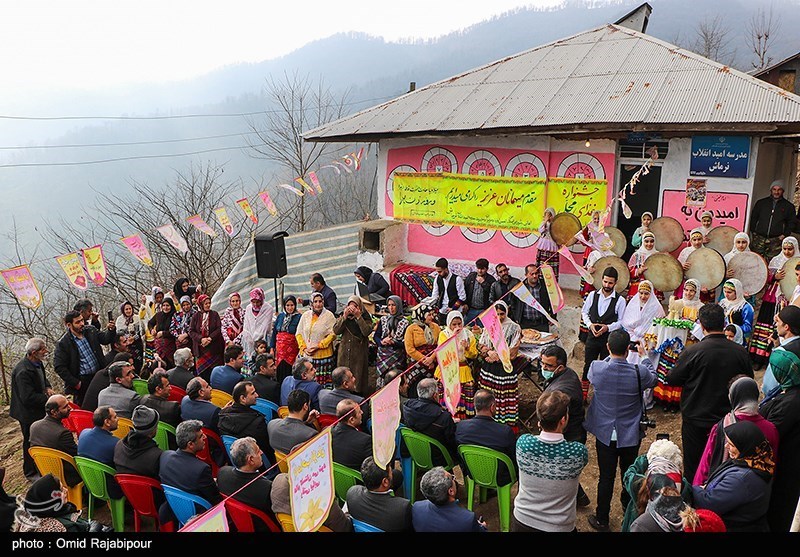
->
683, 508, 726, 532
132, 405, 159, 434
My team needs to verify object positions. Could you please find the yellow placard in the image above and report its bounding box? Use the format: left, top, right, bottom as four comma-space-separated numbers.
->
546, 177, 608, 226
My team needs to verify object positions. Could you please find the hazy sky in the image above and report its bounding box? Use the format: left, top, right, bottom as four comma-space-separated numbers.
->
2, 0, 562, 92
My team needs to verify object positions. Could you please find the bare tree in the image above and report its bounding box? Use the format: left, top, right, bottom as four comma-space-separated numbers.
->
747, 4, 781, 71
693, 15, 737, 65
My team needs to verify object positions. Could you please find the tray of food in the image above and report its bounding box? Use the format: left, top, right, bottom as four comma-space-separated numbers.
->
520, 329, 559, 346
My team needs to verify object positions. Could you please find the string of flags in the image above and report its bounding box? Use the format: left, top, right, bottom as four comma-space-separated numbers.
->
1, 148, 366, 310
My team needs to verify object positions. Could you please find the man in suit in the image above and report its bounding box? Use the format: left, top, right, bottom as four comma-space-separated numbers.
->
29, 394, 81, 486
463, 258, 496, 326
421, 257, 467, 326
250, 354, 280, 404
10, 338, 54, 480
217, 437, 273, 525
53, 310, 109, 406
513, 263, 555, 332
141, 370, 181, 427
267, 389, 319, 454
77, 405, 123, 498
280, 357, 322, 411
181, 377, 221, 431
167, 348, 195, 391
402, 378, 457, 466
346, 456, 413, 532
114, 405, 163, 479
411, 467, 487, 532
218, 381, 272, 459
454, 390, 517, 485
210, 345, 245, 395
489, 263, 521, 316
331, 399, 371, 469
97, 361, 142, 418
319, 366, 366, 417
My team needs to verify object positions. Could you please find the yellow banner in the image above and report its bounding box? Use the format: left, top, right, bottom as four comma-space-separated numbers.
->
81, 245, 107, 286
546, 178, 608, 226
55, 252, 89, 290
435, 335, 462, 417
394, 172, 546, 232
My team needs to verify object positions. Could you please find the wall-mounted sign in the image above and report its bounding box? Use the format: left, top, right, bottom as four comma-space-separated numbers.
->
689, 136, 750, 178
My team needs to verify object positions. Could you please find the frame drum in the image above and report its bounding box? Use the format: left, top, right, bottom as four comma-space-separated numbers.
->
643, 253, 683, 292
685, 247, 726, 290
605, 226, 627, 258
728, 252, 768, 297
705, 226, 739, 255
650, 216, 684, 253
591, 256, 630, 293
551, 212, 582, 247
779, 256, 800, 300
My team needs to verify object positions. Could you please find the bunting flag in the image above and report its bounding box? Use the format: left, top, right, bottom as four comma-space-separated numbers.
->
259, 191, 279, 216
81, 245, 108, 286
332, 160, 352, 173
179, 503, 229, 532
156, 224, 190, 254
120, 234, 154, 267
307, 171, 323, 193
213, 207, 235, 236
370, 375, 401, 469
352, 147, 364, 170
55, 253, 89, 290
236, 197, 258, 224
540, 264, 564, 313
479, 305, 513, 373
510, 282, 559, 328
558, 245, 595, 283
287, 430, 335, 532
277, 183, 304, 197
319, 164, 341, 175
1, 265, 42, 309
435, 335, 462, 417
294, 177, 316, 196
187, 214, 217, 237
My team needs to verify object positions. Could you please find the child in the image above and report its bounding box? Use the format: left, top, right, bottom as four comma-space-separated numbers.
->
245, 339, 269, 376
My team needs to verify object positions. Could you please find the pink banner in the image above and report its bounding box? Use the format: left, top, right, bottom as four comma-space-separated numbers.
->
558, 245, 594, 283
213, 207, 235, 236
294, 177, 316, 196
370, 375, 401, 469
55, 253, 89, 290
120, 234, 153, 267
258, 191, 279, 216
277, 183, 304, 197
510, 282, 559, 327
236, 197, 258, 224
435, 335, 461, 417
307, 171, 323, 193
179, 502, 229, 532
480, 305, 512, 373
1, 265, 42, 309
156, 224, 190, 254
81, 245, 107, 286
540, 264, 564, 312
187, 214, 217, 237
661, 189, 748, 245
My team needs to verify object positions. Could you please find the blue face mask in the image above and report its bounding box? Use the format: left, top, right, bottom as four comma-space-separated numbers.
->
541, 370, 555, 381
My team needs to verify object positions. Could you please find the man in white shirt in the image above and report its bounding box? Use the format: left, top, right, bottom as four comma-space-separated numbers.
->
422, 257, 467, 326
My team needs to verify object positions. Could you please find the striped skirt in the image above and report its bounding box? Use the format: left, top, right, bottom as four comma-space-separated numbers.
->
653, 341, 683, 406
437, 378, 475, 421
478, 364, 519, 427
376, 346, 406, 387
537, 248, 560, 281
313, 355, 336, 390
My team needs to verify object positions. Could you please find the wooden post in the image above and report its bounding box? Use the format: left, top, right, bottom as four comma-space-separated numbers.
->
0, 347, 9, 402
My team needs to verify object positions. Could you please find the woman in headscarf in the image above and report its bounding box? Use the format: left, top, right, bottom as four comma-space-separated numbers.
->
169, 295, 196, 350
673, 229, 716, 303
333, 295, 374, 395
404, 303, 442, 397
14, 474, 92, 532
477, 300, 522, 427
374, 295, 409, 388
627, 235, 662, 300
629, 477, 687, 532
750, 237, 800, 367
698, 210, 714, 241
692, 421, 774, 532
719, 279, 754, 341
241, 287, 274, 359
759, 347, 800, 532
220, 292, 244, 346
116, 300, 144, 371
148, 297, 177, 368
354, 266, 391, 300
724, 324, 744, 344
631, 211, 653, 249
139, 286, 165, 371
189, 294, 224, 382
173, 277, 201, 302
694, 375, 779, 486
536, 207, 560, 279
296, 291, 337, 389
435, 309, 478, 419
674, 278, 704, 323
578, 210, 610, 299
621, 280, 664, 364
271, 295, 302, 380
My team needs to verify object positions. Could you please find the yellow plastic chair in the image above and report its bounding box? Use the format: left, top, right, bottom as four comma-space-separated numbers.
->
210, 389, 233, 408
273, 450, 289, 474
28, 447, 84, 509
113, 417, 134, 439
275, 512, 332, 532
277, 406, 289, 418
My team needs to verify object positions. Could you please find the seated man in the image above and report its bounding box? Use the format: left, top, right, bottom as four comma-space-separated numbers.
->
319, 366, 367, 419
114, 405, 163, 479
402, 378, 457, 466
141, 370, 181, 427
411, 467, 487, 532
167, 348, 195, 391
267, 389, 319, 454
181, 377, 221, 432
454, 390, 517, 485
271, 472, 352, 532
280, 357, 322, 411
77, 405, 123, 498
29, 394, 81, 486
218, 381, 272, 460
217, 437, 273, 529
83, 352, 132, 413
97, 361, 141, 418
345, 456, 413, 532
210, 345, 246, 395
250, 354, 280, 404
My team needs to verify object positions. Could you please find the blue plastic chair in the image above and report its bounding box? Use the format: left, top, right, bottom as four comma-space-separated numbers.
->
253, 398, 279, 422
221, 435, 237, 463
161, 484, 212, 527
352, 518, 384, 533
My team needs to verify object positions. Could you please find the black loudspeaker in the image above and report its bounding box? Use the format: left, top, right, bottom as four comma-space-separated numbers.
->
254, 232, 289, 278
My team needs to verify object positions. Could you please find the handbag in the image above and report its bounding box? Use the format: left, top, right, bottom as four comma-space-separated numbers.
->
636, 364, 655, 435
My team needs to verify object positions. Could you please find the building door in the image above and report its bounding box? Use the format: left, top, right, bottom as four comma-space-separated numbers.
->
618, 162, 662, 261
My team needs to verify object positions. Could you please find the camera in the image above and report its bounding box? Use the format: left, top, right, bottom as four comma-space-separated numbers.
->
640, 417, 656, 429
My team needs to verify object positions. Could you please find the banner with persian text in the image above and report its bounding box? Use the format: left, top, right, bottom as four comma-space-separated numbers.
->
288, 430, 334, 532
546, 178, 608, 226
370, 375, 401, 469
55, 253, 89, 290
1, 265, 42, 309
435, 335, 462, 417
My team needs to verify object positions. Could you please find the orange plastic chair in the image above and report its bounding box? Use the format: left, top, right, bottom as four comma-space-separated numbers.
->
224, 498, 281, 532
28, 447, 84, 509
275, 512, 332, 532
116, 474, 164, 532
273, 450, 289, 474
167, 385, 187, 403
210, 389, 233, 408
277, 406, 289, 419
113, 417, 134, 439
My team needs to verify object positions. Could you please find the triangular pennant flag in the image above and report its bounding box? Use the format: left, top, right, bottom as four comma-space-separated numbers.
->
120, 235, 154, 266
277, 183, 304, 197
213, 207, 235, 236
319, 164, 341, 175
81, 245, 108, 286
1, 265, 43, 309
55, 252, 89, 289
236, 198, 258, 224
295, 177, 316, 196
558, 245, 595, 283
509, 282, 559, 328
156, 224, 190, 254
540, 264, 564, 313
307, 171, 323, 193
187, 214, 217, 237
259, 191, 279, 216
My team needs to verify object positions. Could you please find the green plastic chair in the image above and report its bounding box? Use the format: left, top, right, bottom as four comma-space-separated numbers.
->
132, 378, 149, 397
332, 463, 363, 505
74, 456, 126, 532
154, 421, 177, 451
457, 444, 517, 532
399, 427, 455, 503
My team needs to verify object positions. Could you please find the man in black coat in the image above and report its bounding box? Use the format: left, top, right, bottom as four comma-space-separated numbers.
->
250, 354, 280, 404
331, 399, 371, 470
218, 381, 272, 461
53, 310, 109, 406
749, 179, 796, 260
489, 263, 521, 315
10, 338, 54, 480
402, 378, 457, 466
512, 264, 554, 332
167, 348, 195, 391
455, 390, 517, 485
463, 258, 496, 326
217, 437, 273, 528
141, 370, 181, 428
345, 456, 413, 532
113, 405, 163, 479
29, 394, 81, 486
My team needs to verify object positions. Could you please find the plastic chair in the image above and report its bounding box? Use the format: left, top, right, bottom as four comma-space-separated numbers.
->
275, 512, 333, 532
210, 389, 233, 408
75, 456, 126, 532
167, 385, 187, 403
161, 484, 212, 527
399, 427, 455, 503
224, 497, 281, 532
277, 406, 289, 418
317, 413, 338, 429
273, 450, 289, 473
113, 417, 134, 439
68, 409, 95, 434
352, 518, 384, 533
28, 447, 84, 509
116, 474, 163, 532
221, 435, 237, 463
253, 398, 279, 421
197, 428, 226, 477
332, 463, 363, 505
68, 400, 82, 410
457, 444, 518, 532
154, 421, 177, 451
132, 378, 149, 397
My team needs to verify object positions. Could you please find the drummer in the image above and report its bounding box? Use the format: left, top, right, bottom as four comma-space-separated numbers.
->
536, 207, 560, 280
580, 235, 616, 299
719, 279, 754, 342
627, 231, 663, 300
699, 211, 714, 244
631, 212, 653, 249
674, 228, 715, 303
723, 232, 756, 305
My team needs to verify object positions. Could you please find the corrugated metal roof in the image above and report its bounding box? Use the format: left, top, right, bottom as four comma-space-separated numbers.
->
305, 24, 800, 141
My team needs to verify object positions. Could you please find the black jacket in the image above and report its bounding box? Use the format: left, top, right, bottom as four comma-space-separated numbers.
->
166, 366, 194, 391
402, 398, 457, 465
113, 430, 163, 479
345, 485, 413, 532
543, 367, 586, 443
331, 423, 372, 470
455, 415, 517, 485
218, 403, 272, 457
141, 395, 182, 428
511, 278, 554, 324
53, 328, 108, 396
10, 357, 50, 425
159, 449, 221, 505
750, 195, 796, 238
29, 416, 81, 486
464, 272, 496, 311
217, 466, 273, 525
81, 367, 111, 413
251, 375, 281, 405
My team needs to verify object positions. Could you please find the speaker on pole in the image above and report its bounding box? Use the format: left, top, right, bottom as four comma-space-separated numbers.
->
255, 232, 289, 278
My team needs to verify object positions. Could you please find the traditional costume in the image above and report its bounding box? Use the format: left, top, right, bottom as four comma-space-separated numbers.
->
374, 295, 409, 387
241, 288, 275, 358
536, 207, 560, 279
220, 292, 244, 345
477, 300, 522, 427
296, 292, 337, 389
719, 279, 754, 342
435, 310, 477, 420
628, 232, 662, 300
631, 211, 653, 249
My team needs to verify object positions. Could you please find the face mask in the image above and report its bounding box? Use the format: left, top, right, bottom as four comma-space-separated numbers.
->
541, 370, 555, 381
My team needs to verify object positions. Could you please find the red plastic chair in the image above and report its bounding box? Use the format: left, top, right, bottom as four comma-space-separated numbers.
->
167, 385, 187, 403
197, 428, 226, 478
69, 409, 95, 435
224, 497, 281, 533
68, 401, 81, 410
317, 413, 339, 430
116, 474, 165, 532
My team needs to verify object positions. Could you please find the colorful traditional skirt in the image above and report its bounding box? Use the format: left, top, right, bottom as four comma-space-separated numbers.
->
143, 340, 156, 367
653, 337, 684, 407
155, 336, 176, 368
537, 248, 560, 281
313, 355, 336, 390
437, 376, 475, 421
750, 281, 779, 365
275, 331, 300, 368
478, 363, 519, 427
376, 346, 406, 388
196, 348, 223, 381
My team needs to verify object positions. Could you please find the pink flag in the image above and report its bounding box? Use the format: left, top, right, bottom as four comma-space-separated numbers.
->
294, 177, 316, 196
510, 282, 559, 328
81, 245, 107, 286
370, 375, 401, 469
435, 335, 462, 417
120, 235, 154, 267
55, 253, 89, 290
277, 183, 304, 197
332, 160, 352, 173
480, 305, 513, 373
156, 224, 190, 254
187, 214, 217, 237
1, 265, 42, 309
540, 264, 564, 313
213, 207, 235, 236
236, 198, 258, 224
307, 171, 323, 193
558, 245, 594, 283
179, 502, 229, 532
258, 191, 279, 216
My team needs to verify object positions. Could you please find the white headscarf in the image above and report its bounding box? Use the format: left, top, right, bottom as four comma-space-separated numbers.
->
678, 229, 705, 264
298, 292, 336, 347
480, 300, 521, 348
769, 236, 799, 271
699, 211, 714, 235
727, 323, 744, 345
719, 278, 747, 315
630, 231, 659, 267
681, 278, 704, 311
621, 280, 665, 340
241, 299, 275, 357
443, 310, 472, 360
725, 232, 751, 264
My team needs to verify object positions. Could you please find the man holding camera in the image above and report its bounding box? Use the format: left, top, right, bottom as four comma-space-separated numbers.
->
583, 329, 656, 532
